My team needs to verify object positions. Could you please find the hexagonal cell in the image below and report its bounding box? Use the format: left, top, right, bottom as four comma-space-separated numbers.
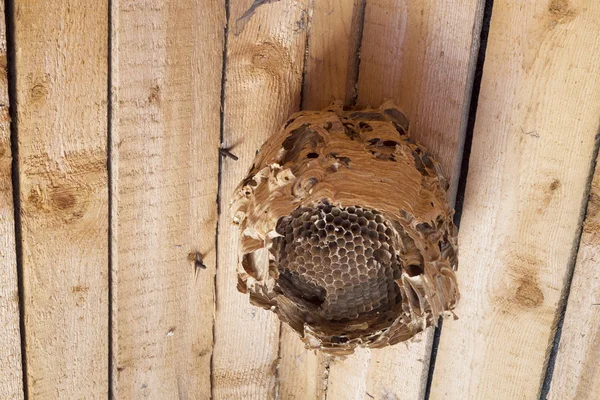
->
271, 203, 414, 330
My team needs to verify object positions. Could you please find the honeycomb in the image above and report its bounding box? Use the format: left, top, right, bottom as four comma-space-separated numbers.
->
231, 101, 459, 355
273, 203, 402, 322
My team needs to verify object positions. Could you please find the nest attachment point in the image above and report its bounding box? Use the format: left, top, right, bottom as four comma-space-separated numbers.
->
231, 101, 459, 355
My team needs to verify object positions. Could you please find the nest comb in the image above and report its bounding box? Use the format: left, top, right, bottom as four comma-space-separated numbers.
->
231, 101, 459, 355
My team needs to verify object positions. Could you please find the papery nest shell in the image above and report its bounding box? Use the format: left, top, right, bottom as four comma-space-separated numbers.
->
231, 101, 459, 355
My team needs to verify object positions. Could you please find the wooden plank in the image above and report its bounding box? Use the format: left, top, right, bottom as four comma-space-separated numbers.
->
277, 1, 365, 398
111, 0, 224, 398
326, 1, 485, 398
301, 0, 365, 111
0, 0, 24, 397
430, 1, 600, 399
14, 1, 109, 398
213, 0, 309, 398
548, 153, 600, 399
327, 348, 371, 400
278, 328, 329, 400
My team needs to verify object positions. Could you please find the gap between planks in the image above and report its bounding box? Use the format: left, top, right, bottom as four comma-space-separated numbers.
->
107, 0, 114, 397
212, 0, 231, 398
3, 0, 26, 397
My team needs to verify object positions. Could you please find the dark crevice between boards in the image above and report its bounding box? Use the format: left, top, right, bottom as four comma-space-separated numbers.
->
346, 0, 366, 108
107, 0, 114, 398
274, 324, 283, 399
424, 1, 494, 399
539, 130, 600, 400
5, 0, 27, 398
212, 0, 230, 399
453, 0, 494, 230
298, 0, 313, 111
323, 359, 331, 400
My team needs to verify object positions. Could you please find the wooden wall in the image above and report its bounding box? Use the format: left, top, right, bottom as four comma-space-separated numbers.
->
1, 0, 599, 399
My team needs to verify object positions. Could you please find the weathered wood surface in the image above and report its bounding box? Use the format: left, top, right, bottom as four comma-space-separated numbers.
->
14, 1, 109, 398
111, 0, 224, 398
277, 1, 364, 398
430, 1, 600, 399
212, 1, 308, 398
326, 1, 485, 398
356, 0, 484, 199
548, 152, 600, 400
0, 0, 23, 397
301, 0, 365, 111
2, 1, 600, 398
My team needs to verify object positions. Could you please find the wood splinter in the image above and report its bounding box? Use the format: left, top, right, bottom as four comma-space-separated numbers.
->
230, 102, 459, 355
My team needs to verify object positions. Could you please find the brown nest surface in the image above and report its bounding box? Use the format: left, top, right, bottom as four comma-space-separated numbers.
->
231, 102, 459, 355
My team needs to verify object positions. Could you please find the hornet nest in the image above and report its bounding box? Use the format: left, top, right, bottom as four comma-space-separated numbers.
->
231, 101, 459, 355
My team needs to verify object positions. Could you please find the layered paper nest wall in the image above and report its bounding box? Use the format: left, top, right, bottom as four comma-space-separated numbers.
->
231, 101, 459, 355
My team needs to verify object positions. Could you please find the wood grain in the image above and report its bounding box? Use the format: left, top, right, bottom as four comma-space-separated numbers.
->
0, 0, 24, 397
13, 1, 109, 398
430, 1, 600, 398
326, 349, 371, 400
278, 326, 329, 400
111, 0, 224, 398
301, 0, 365, 110
213, 0, 308, 398
326, 1, 485, 398
548, 153, 600, 399
277, 2, 365, 398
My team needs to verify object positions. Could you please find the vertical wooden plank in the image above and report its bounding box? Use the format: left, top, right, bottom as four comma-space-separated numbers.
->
111, 0, 224, 398
548, 154, 600, 399
277, 334, 329, 400
301, 0, 364, 111
327, 348, 371, 400
430, 1, 600, 399
14, 1, 109, 398
0, 0, 24, 397
213, 0, 308, 398
277, 1, 365, 398
326, 1, 485, 398
356, 0, 484, 199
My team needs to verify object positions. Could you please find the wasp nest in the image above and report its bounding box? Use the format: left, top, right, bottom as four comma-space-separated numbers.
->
231, 102, 458, 355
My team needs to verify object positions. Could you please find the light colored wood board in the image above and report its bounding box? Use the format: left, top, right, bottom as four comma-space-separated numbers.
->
327, 1, 485, 398
277, 2, 364, 398
365, 338, 432, 399
14, 1, 109, 398
111, 0, 224, 398
213, 0, 309, 398
0, 0, 24, 397
278, 325, 328, 400
430, 1, 600, 399
301, 0, 365, 110
326, 349, 370, 400
326, 337, 431, 400
357, 0, 484, 199
548, 154, 600, 399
